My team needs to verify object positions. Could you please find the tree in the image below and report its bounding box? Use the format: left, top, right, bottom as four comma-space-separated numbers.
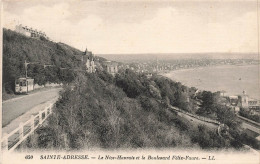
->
115, 69, 145, 98
196, 91, 220, 116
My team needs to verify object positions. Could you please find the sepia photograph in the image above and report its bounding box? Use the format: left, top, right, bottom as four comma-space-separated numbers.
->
1, 0, 260, 164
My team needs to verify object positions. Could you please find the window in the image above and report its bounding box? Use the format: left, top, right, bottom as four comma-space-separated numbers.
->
19, 80, 26, 86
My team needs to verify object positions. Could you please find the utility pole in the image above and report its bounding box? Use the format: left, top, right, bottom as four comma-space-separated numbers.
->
25, 60, 29, 78
24, 60, 30, 92
24, 60, 40, 78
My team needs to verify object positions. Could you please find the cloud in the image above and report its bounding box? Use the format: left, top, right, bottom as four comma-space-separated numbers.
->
4, 3, 71, 39
3, 2, 258, 54
206, 11, 257, 53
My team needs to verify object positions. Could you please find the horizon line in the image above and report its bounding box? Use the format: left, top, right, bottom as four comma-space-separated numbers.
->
96, 52, 258, 55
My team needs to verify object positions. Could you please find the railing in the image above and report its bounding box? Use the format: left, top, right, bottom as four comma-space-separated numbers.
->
1, 103, 54, 152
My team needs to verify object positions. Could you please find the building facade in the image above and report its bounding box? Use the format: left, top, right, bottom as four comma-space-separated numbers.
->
241, 90, 249, 108
103, 61, 118, 76
84, 48, 95, 73
15, 24, 49, 40
240, 90, 260, 111
228, 96, 239, 106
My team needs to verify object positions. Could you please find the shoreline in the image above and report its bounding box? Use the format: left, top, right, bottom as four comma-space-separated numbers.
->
162, 64, 259, 76
160, 64, 260, 100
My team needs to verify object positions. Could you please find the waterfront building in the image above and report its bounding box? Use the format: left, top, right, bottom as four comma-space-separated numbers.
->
240, 90, 260, 112
228, 96, 239, 106
247, 98, 260, 114
241, 90, 249, 108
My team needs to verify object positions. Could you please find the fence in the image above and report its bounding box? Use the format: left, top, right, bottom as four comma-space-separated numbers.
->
1, 103, 54, 152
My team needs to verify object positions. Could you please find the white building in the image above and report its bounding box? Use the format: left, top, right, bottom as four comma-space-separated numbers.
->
15, 24, 49, 40
241, 90, 260, 111
84, 48, 95, 73
103, 61, 118, 76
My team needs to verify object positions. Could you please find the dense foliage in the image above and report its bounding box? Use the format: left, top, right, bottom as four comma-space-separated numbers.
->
20, 69, 249, 151
22, 72, 196, 149
239, 108, 260, 123
196, 91, 239, 126
2, 29, 105, 95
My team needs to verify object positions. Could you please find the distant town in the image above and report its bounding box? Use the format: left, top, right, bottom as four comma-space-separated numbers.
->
117, 58, 258, 74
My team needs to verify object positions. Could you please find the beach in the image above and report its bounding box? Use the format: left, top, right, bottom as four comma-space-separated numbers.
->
164, 64, 260, 99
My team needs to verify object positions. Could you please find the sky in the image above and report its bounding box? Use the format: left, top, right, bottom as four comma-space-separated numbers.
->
3, 0, 259, 55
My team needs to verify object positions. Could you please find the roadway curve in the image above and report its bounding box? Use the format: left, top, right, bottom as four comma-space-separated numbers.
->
2, 87, 62, 127
169, 106, 219, 129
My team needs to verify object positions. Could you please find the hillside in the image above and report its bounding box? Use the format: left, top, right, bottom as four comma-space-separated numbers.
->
19, 71, 208, 150
20, 69, 253, 150
4, 29, 259, 151
2, 29, 105, 95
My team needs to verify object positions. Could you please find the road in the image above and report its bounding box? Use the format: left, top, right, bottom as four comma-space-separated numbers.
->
239, 120, 260, 135
169, 106, 219, 129
2, 87, 61, 127
177, 112, 218, 129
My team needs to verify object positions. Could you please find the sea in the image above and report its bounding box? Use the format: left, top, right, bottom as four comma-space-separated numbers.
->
164, 64, 260, 99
